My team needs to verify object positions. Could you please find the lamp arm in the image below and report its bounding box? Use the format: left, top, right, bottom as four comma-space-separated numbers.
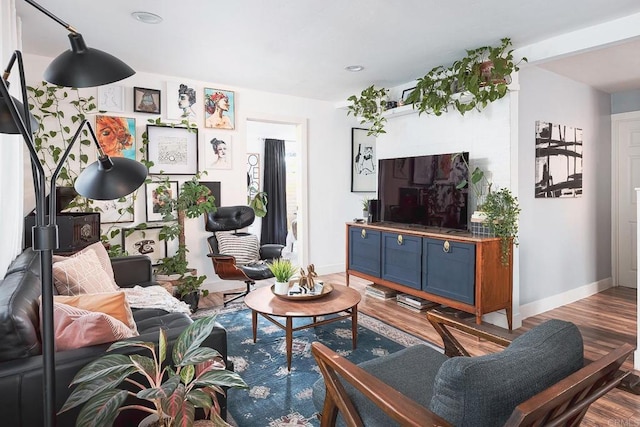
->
24, 0, 77, 33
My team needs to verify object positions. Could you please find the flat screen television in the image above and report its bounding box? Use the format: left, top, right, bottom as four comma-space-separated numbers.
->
376, 152, 469, 230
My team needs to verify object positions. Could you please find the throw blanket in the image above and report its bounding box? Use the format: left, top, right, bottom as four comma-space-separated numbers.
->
123, 285, 192, 315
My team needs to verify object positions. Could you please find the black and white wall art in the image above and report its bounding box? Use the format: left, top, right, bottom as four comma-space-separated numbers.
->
535, 121, 583, 198
351, 128, 376, 192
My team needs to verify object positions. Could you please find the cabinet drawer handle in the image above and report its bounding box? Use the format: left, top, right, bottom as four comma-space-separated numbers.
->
397, 235, 403, 245
443, 240, 450, 253
361, 229, 366, 238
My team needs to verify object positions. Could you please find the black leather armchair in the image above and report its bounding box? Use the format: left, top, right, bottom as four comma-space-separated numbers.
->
205, 206, 284, 305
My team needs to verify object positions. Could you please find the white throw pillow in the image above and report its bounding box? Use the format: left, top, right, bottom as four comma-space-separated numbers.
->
215, 231, 260, 265
53, 249, 120, 295
53, 242, 117, 288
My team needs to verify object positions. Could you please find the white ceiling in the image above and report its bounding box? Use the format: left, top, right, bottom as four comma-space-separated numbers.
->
15, 0, 640, 102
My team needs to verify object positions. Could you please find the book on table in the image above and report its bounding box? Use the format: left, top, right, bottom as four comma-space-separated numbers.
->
396, 293, 437, 309
396, 300, 429, 313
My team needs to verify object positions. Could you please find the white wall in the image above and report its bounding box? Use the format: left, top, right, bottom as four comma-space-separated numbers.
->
18, 53, 354, 286
517, 66, 612, 310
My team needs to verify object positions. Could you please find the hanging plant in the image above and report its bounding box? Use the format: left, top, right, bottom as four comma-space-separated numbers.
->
347, 85, 388, 137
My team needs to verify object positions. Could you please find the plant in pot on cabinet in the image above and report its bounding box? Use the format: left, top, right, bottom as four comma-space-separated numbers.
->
151, 173, 216, 312
59, 316, 248, 427
268, 258, 297, 295
361, 197, 370, 218
482, 187, 521, 266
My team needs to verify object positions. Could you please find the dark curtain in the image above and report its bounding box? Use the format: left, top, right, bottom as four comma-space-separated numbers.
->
261, 139, 287, 245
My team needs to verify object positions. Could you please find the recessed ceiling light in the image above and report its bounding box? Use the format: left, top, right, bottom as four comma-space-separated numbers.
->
131, 11, 163, 24
345, 65, 365, 72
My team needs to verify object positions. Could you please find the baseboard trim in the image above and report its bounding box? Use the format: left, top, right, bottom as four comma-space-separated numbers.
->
519, 277, 613, 320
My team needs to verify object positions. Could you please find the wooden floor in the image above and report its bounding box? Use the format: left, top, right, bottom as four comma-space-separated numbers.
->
204, 274, 640, 426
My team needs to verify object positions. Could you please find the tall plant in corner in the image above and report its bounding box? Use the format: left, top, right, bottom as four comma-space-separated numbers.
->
139, 119, 217, 300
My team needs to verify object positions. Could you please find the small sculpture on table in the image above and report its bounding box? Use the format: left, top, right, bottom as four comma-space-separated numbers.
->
294, 264, 322, 295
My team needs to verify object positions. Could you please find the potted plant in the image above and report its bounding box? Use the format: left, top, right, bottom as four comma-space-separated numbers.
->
347, 85, 389, 137
482, 187, 521, 266
268, 258, 297, 295
58, 316, 248, 427
248, 191, 268, 217
452, 153, 490, 217
148, 173, 216, 309
361, 197, 370, 217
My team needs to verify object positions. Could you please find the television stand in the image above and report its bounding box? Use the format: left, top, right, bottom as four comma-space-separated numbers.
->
345, 222, 513, 330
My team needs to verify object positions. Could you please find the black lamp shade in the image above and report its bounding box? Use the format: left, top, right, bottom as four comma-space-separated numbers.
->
74, 156, 147, 200
0, 94, 38, 134
44, 33, 135, 88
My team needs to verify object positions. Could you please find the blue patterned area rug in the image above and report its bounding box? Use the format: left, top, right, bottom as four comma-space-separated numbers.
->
194, 303, 438, 427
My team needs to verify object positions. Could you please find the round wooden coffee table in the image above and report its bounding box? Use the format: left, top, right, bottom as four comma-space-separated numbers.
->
244, 283, 361, 370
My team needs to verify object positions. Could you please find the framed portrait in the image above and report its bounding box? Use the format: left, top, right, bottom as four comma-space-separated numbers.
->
165, 81, 198, 122
146, 125, 198, 175
200, 181, 221, 208
401, 87, 417, 105
133, 87, 161, 114
351, 128, 376, 192
203, 88, 235, 130
200, 132, 232, 171
145, 181, 178, 222
95, 115, 136, 160
122, 227, 166, 265
92, 195, 134, 223
97, 85, 124, 112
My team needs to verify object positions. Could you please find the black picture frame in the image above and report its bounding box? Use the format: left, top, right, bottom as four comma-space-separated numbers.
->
145, 181, 179, 222
200, 181, 222, 208
351, 128, 377, 192
122, 226, 167, 265
401, 87, 417, 104
133, 87, 161, 114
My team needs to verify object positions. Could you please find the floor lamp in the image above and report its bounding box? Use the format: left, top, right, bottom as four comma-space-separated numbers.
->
0, 2, 143, 426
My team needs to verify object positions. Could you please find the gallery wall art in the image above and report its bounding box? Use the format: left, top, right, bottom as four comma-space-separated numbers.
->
200, 132, 232, 171
146, 125, 199, 175
535, 121, 583, 198
204, 88, 235, 130
166, 81, 198, 121
95, 115, 136, 160
351, 128, 376, 192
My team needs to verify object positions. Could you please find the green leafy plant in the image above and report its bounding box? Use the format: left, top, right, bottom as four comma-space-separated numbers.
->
361, 197, 370, 212
268, 258, 297, 283
452, 153, 490, 210
27, 81, 131, 254
407, 38, 526, 116
59, 316, 248, 427
347, 85, 388, 137
248, 191, 268, 217
483, 187, 521, 266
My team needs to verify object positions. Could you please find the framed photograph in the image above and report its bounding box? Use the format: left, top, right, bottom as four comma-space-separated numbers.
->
200, 132, 232, 170
122, 227, 166, 265
401, 87, 417, 104
133, 87, 161, 114
95, 115, 136, 159
97, 85, 125, 112
351, 128, 376, 192
200, 181, 221, 208
92, 195, 134, 224
146, 125, 198, 175
166, 81, 198, 121
145, 181, 178, 222
204, 88, 235, 130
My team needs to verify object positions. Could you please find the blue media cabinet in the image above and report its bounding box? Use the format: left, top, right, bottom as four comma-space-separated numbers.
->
346, 222, 513, 329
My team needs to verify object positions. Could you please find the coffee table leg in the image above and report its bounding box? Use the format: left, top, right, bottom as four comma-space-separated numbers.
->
286, 316, 293, 371
252, 310, 258, 343
351, 305, 358, 350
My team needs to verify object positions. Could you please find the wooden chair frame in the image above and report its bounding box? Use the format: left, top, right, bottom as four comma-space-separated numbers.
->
311, 309, 635, 427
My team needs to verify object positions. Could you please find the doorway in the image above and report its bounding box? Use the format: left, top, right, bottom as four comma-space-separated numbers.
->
245, 116, 308, 268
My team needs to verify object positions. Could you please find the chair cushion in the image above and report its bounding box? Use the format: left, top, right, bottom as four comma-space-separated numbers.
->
429, 319, 584, 427
312, 344, 448, 427
52, 249, 119, 295
215, 231, 260, 265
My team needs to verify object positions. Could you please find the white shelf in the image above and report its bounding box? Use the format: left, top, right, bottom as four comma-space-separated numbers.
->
381, 104, 418, 118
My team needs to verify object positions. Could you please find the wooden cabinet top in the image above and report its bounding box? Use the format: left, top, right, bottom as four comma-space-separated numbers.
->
347, 222, 500, 244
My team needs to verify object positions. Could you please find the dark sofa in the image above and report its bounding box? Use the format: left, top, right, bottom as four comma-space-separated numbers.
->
0, 248, 230, 427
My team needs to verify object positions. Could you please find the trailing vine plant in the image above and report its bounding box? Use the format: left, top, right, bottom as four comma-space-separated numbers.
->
482, 187, 521, 266
347, 85, 388, 137
27, 81, 132, 256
